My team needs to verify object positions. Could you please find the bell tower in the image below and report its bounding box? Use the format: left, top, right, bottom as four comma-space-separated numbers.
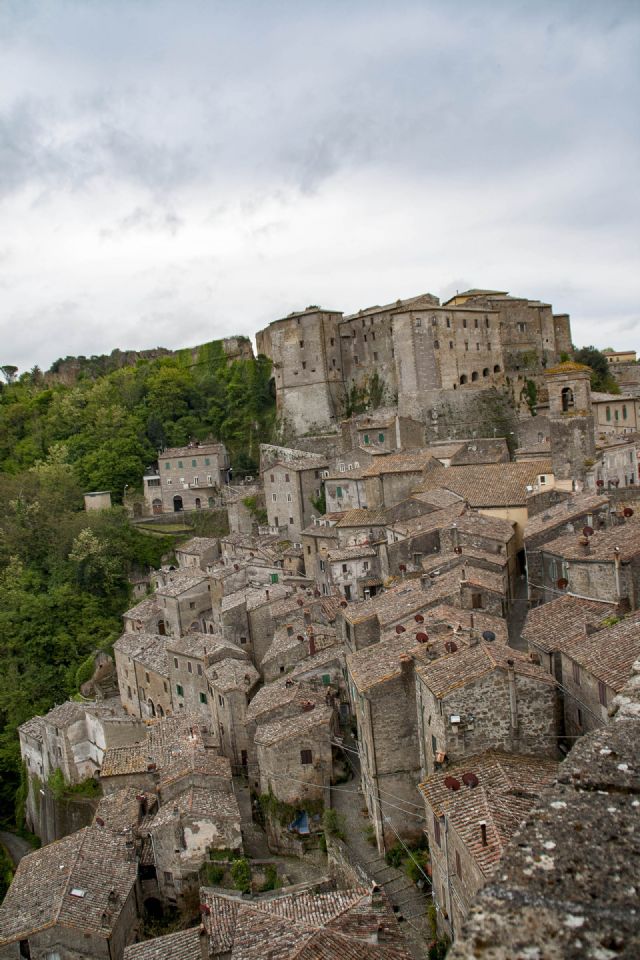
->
544, 362, 595, 490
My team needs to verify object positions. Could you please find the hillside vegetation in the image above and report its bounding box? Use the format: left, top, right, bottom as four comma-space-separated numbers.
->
0, 342, 276, 823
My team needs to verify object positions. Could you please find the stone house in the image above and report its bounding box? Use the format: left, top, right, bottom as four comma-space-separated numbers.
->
143, 441, 230, 514
416, 459, 555, 552
381, 503, 467, 579
457, 565, 510, 618
207, 658, 260, 770
224, 482, 264, 534
520, 593, 617, 677
143, 785, 242, 907
122, 595, 164, 635
153, 568, 214, 636
0, 826, 140, 960
362, 452, 435, 509
326, 544, 381, 601
264, 455, 328, 540
440, 511, 517, 595
197, 883, 413, 960
592, 434, 639, 489
591, 390, 640, 435
557, 611, 640, 740
175, 536, 220, 571
523, 492, 611, 603
415, 643, 560, 781
114, 633, 173, 719
324, 464, 368, 513
419, 752, 557, 941
334, 508, 388, 550
341, 408, 426, 454
261, 617, 339, 682
538, 517, 640, 606
341, 578, 429, 652
167, 633, 216, 721
254, 703, 335, 807
301, 517, 340, 591
244, 679, 330, 781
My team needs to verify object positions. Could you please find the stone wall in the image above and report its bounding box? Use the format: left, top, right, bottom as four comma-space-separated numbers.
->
448, 662, 640, 959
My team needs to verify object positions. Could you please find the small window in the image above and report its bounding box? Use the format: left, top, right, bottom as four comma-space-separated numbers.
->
270, 573, 279, 583
446, 318, 451, 328
191, 459, 197, 467
299, 340, 304, 348
145, 671, 150, 683
598, 681, 607, 707
189, 601, 196, 609
240, 636, 247, 645
336, 486, 343, 498
378, 433, 384, 443
197, 663, 203, 676
463, 318, 467, 328
272, 493, 277, 502
218, 694, 224, 706
127, 685, 132, 699
577, 707, 583, 728
176, 684, 184, 697
342, 563, 348, 573
373, 352, 378, 361
456, 850, 462, 878
434, 814, 441, 846
572, 661, 580, 686
205, 457, 210, 465
449, 341, 454, 349
434, 340, 439, 349
140, 688, 145, 701
364, 434, 370, 444
187, 661, 193, 673
199, 692, 208, 704
287, 493, 292, 502
363, 560, 369, 571
285, 473, 290, 482
415, 318, 421, 328
165, 462, 171, 470
270, 474, 275, 482
300, 749, 313, 765
178, 460, 183, 468
173, 657, 178, 669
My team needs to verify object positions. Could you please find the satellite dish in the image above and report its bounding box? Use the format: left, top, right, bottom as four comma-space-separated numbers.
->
596, 479, 604, 487
444, 640, 458, 654
297, 598, 304, 606
340, 600, 348, 608
482, 630, 496, 643
462, 772, 479, 788
415, 613, 425, 623
624, 507, 634, 518
399, 563, 407, 572
396, 625, 406, 634
557, 578, 568, 590
582, 526, 594, 537
444, 776, 461, 791
454, 546, 463, 555
416, 632, 429, 643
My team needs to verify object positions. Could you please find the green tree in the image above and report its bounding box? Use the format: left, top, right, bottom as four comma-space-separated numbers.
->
573, 345, 620, 394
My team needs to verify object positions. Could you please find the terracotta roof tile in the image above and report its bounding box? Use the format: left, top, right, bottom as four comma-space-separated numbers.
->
416, 460, 554, 508
416, 643, 555, 698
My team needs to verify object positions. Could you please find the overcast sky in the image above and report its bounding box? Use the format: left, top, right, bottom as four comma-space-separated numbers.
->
1, 0, 639, 372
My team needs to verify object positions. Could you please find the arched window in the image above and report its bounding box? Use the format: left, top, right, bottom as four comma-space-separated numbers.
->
623, 405, 628, 420
173, 494, 183, 512
561, 387, 574, 412
493, 364, 500, 373
471, 371, 479, 382
460, 374, 468, 385
483, 368, 489, 377
157, 620, 166, 636
606, 406, 611, 422
152, 498, 163, 515
195, 497, 202, 509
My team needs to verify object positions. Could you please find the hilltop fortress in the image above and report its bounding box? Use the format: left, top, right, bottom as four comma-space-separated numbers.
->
256, 289, 573, 436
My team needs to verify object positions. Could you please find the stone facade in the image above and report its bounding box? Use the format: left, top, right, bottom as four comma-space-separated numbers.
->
144, 441, 230, 514
264, 455, 327, 540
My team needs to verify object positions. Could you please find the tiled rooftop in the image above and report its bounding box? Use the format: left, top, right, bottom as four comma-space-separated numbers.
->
124, 926, 202, 960
0, 826, 137, 945
176, 537, 219, 556
521, 594, 617, 655
524, 493, 610, 539
541, 516, 640, 562
327, 545, 377, 562
419, 752, 557, 878
123, 595, 159, 622
254, 704, 334, 747
335, 508, 387, 527
416, 460, 554, 508
361, 451, 435, 477
449, 511, 515, 542
245, 679, 328, 723
416, 643, 555, 699
560, 611, 640, 691
114, 633, 169, 676
155, 569, 209, 597
159, 442, 225, 458
201, 883, 412, 960
411, 487, 466, 510
387, 503, 465, 537
206, 658, 260, 693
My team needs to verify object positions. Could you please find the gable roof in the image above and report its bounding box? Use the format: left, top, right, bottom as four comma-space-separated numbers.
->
0, 826, 137, 946
560, 611, 640, 691
521, 594, 617, 655
416, 460, 554, 508
419, 752, 557, 878
416, 643, 555, 698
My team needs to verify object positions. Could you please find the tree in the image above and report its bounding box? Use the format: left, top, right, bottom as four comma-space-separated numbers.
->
573, 345, 620, 394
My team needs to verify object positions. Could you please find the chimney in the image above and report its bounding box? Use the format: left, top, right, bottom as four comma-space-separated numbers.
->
584, 620, 598, 638
480, 821, 488, 846
309, 634, 316, 657
303, 608, 311, 625
579, 536, 590, 555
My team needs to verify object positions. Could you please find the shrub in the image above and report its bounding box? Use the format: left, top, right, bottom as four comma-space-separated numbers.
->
363, 823, 377, 846
323, 808, 346, 840
205, 864, 225, 886
261, 864, 280, 892
385, 843, 404, 868
230, 857, 251, 894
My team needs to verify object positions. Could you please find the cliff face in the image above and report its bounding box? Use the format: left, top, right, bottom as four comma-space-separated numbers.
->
44, 337, 254, 386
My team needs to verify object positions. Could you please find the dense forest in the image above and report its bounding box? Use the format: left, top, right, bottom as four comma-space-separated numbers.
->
0, 342, 277, 827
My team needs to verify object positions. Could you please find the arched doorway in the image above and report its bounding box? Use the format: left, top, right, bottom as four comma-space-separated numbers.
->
173, 495, 183, 512
471, 371, 479, 382
152, 498, 163, 515
561, 386, 574, 412
148, 699, 156, 717
157, 703, 164, 718
157, 620, 166, 636
195, 497, 201, 509
460, 374, 468, 385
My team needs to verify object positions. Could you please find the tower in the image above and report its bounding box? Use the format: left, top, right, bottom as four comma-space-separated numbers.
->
545, 362, 595, 490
